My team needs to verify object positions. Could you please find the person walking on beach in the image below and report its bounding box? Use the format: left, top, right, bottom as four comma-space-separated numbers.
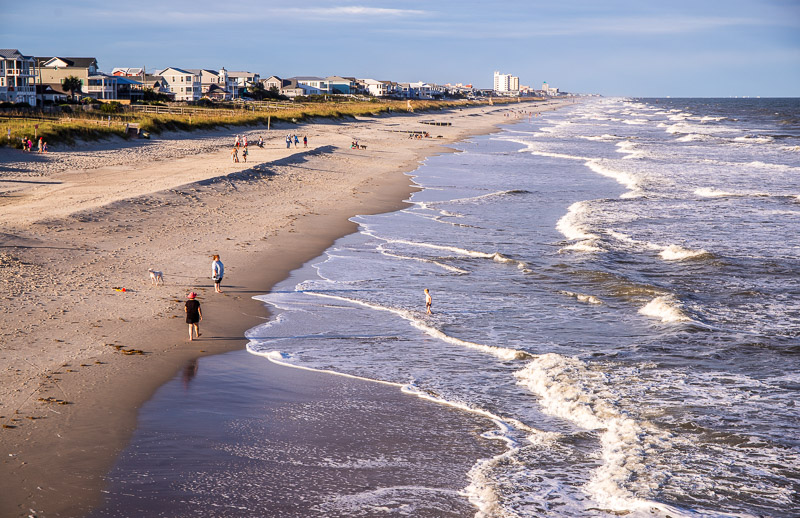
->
303, 135, 307, 148
37, 137, 43, 153
212, 254, 224, 293
425, 288, 432, 315
235, 135, 240, 148
243, 135, 248, 148
231, 146, 239, 163
293, 134, 299, 148
258, 135, 264, 148
286, 134, 291, 149
242, 145, 248, 163
185, 292, 202, 341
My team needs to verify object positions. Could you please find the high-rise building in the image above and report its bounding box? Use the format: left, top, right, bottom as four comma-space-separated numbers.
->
494, 71, 519, 94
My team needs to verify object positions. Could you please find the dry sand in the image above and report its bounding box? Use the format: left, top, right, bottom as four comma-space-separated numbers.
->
0, 100, 568, 517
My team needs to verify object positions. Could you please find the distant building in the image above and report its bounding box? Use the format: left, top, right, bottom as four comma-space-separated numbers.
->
493, 71, 519, 95
227, 71, 260, 98
359, 78, 397, 97
541, 81, 560, 96
112, 67, 144, 77
37, 56, 116, 100
140, 74, 174, 99
0, 49, 37, 105
290, 76, 330, 94
261, 75, 285, 92
35, 83, 68, 103
186, 68, 233, 100
36, 56, 125, 101
326, 76, 356, 95
279, 78, 322, 98
157, 67, 201, 101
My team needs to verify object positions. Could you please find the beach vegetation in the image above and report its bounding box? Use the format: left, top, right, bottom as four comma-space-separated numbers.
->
62, 76, 83, 101
0, 97, 543, 149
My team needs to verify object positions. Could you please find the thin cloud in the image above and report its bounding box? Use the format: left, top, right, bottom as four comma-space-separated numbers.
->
291, 6, 428, 17
77, 5, 429, 24
377, 14, 781, 39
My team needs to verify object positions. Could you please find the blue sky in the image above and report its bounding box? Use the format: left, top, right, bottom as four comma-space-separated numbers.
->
4, 0, 799, 96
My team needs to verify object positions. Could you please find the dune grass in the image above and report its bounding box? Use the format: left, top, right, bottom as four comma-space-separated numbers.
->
1, 98, 540, 149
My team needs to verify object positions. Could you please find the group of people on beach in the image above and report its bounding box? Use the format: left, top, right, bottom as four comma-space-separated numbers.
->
20, 136, 47, 153
231, 135, 249, 163
183, 254, 224, 341
285, 134, 307, 148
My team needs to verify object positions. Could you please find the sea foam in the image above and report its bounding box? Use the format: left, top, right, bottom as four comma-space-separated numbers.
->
639, 295, 692, 323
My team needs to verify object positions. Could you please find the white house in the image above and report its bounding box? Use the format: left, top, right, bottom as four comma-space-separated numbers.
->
157, 67, 201, 101
280, 79, 322, 98
0, 49, 37, 105
361, 78, 390, 97
227, 71, 260, 98
291, 76, 330, 94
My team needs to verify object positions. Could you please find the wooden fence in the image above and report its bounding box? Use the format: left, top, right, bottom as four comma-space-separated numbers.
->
129, 101, 302, 116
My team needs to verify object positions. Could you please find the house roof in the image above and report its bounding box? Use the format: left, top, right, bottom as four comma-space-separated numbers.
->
37, 83, 69, 95
37, 57, 98, 68
115, 76, 142, 85
227, 71, 257, 78
291, 76, 325, 82
158, 67, 194, 75
206, 84, 230, 94
112, 67, 144, 76
0, 49, 33, 60
187, 68, 221, 77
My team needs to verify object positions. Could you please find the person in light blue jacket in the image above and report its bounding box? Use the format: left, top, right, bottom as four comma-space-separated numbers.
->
212, 254, 224, 293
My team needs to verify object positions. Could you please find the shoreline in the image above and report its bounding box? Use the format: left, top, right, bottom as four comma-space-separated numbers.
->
0, 100, 568, 516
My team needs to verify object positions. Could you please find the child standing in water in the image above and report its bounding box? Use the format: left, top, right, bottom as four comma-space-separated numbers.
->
425, 288, 432, 315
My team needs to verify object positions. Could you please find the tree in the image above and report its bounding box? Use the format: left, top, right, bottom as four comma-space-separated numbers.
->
62, 75, 82, 101
245, 82, 266, 100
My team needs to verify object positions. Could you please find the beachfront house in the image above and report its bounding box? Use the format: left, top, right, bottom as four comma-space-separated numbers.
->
112, 67, 144, 77
187, 68, 233, 100
227, 71, 260, 98
37, 56, 122, 101
35, 83, 68, 104
0, 49, 37, 106
261, 75, 285, 92
140, 75, 175, 100
291, 77, 330, 94
280, 78, 322, 98
398, 81, 435, 99
157, 67, 201, 101
326, 76, 356, 95
360, 78, 391, 97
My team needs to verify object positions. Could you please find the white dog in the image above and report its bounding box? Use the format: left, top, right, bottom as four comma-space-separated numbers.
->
148, 268, 164, 286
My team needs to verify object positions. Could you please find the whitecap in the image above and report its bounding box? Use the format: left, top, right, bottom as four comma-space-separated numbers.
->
639, 295, 692, 323
659, 244, 710, 261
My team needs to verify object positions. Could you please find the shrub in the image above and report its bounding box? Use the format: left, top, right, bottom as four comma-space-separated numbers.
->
100, 101, 122, 114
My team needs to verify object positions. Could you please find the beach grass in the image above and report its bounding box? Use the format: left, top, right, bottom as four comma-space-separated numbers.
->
1, 98, 541, 148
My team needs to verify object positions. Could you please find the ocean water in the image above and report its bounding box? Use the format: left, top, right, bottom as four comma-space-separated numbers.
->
247, 98, 800, 517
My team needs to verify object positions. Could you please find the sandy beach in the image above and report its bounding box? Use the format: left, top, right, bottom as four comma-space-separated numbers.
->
0, 100, 567, 517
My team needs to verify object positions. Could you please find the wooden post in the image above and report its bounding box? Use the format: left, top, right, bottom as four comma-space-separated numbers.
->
268, 115, 271, 131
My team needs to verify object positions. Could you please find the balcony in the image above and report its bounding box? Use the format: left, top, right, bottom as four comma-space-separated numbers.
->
5, 69, 34, 77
